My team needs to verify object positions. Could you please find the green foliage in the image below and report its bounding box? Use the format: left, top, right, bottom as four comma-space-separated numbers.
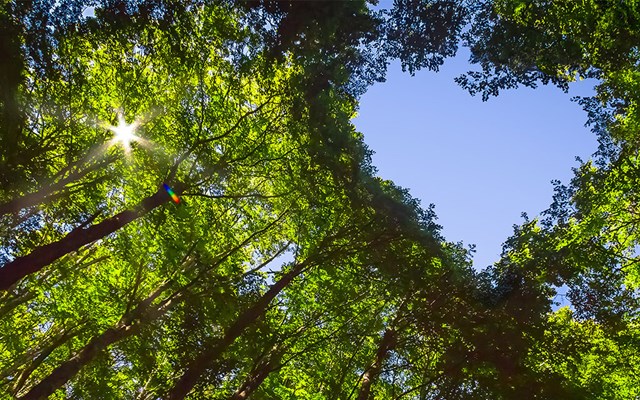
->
459, 0, 640, 397
527, 307, 640, 399
2, 0, 639, 399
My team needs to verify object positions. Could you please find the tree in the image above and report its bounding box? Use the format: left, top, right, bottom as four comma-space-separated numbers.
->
6, 1, 624, 399
458, 2, 640, 395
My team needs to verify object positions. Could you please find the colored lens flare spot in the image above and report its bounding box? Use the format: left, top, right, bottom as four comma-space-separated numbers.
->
163, 183, 180, 204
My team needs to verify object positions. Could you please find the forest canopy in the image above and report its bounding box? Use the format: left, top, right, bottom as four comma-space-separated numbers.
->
0, 0, 638, 399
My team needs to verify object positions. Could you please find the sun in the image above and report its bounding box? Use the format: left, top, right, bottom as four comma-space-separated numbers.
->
107, 113, 141, 153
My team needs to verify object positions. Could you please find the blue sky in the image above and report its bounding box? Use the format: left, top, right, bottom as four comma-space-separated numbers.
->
352, 47, 599, 270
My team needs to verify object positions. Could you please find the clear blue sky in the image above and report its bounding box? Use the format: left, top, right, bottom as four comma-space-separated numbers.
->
352, 47, 598, 270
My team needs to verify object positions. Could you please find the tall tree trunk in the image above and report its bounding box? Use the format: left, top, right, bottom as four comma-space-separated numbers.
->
17, 283, 178, 400
0, 158, 112, 216
0, 321, 83, 382
0, 187, 169, 290
0, 9, 24, 181
230, 347, 282, 400
0, 289, 35, 318
357, 328, 396, 400
15, 226, 273, 399
10, 325, 85, 395
166, 261, 309, 400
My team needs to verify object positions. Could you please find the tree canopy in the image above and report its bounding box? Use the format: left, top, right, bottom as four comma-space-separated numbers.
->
0, 0, 639, 399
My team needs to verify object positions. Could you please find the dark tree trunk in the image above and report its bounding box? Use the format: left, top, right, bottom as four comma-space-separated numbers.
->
230, 350, 281, 400
0, 9, 25, 180
166, 262, 308, 400
0, 188, 169, 290
17, 285, 176, 400
357, 328, 396, 400
16, 228, 263, 399
0, 289, 35, 318
11, 326, 84, 395
0, 321, 83, 383
0, 159, 111, 216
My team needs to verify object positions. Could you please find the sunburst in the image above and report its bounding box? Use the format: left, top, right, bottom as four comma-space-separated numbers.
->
107, 113, 142, 154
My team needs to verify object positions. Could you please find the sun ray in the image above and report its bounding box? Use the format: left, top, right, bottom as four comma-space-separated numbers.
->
106, 113, 142, 155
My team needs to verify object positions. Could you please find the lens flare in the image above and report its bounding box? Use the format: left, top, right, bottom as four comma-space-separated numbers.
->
107, 113, 141, 154
163, 183, 180, 204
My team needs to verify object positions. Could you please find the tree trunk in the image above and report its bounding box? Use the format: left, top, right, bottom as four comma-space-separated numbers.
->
0, 321, 83, 382
11, 325, 84, 395
357, 328, 396, 400
17, 284, 177, 400
230, 348, 282, 400
0, 187, 169, 290
15, 231, 258, 400
0, 12, 24, 179
166, 261, 308, 400
0, 159, 111, 216
0, 289, 35, 318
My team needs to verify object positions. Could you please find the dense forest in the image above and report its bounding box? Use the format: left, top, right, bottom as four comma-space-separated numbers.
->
0, 0, 639, 398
